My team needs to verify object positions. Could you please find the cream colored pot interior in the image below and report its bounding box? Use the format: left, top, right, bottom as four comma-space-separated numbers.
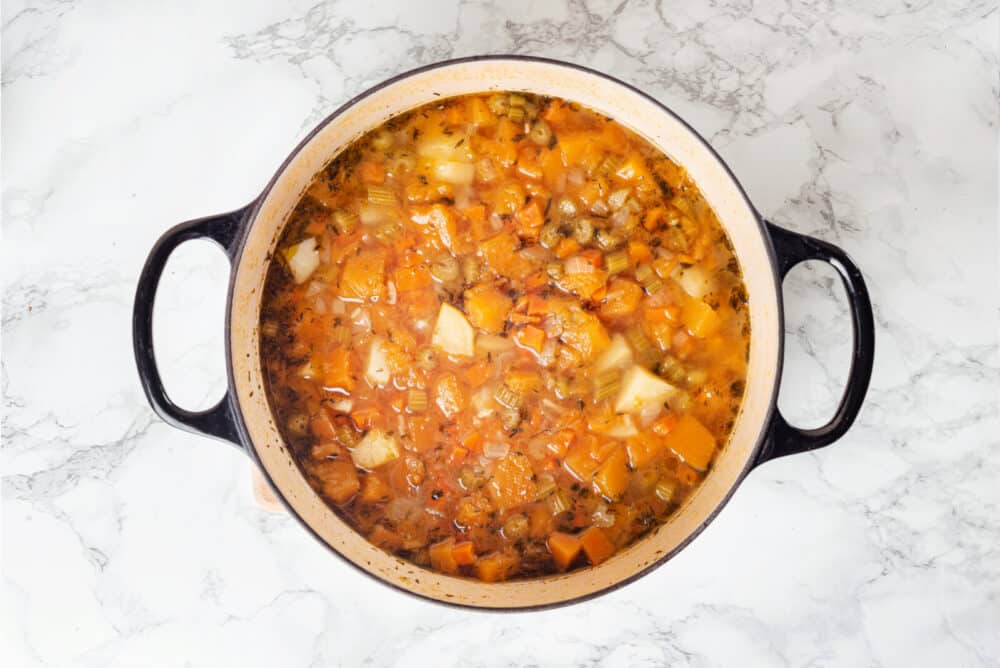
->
230, 59, 781, 608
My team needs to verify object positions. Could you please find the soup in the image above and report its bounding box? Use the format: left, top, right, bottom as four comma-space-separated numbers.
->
260, 92, 749, 582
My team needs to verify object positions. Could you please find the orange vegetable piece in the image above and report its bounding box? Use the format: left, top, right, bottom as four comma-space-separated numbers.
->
628, 241, 652, 264
592, 445, 629, 500
310, 408, 337, 441
555, 237, 581, 259
449, 445, 469, 464
452, 541, 477, 565
464, 284, 514, 334
579, 527, 615, 566
468, 97, 496, 127
475, 552, 519, 582
547, 532, 583, 571
359, 474, 391, 503
464, 359, 493, 388
600, 279, 642, 318
462, 204, 492, 239
547, 429, 575, 457
625, 432, 666, 469
350, 405, 379, 430
558, 268, 608, 300
552, 302, 610, 362
321, 348, 354, 392
393, 265, 431, 291
487, 451, 538, 511
411, 203, 460, 253
490, 182, 527, 216
314, 459, 360, 504
643, 207, 666, 231
339, 248, 386, 301
429, 538, 459, 575
682, 299, 721, 338
515, 325, 546, 353
662, 415, 717, 470
357, 160, 385, 185
480, 232, 534, 280
516, 146, 544, 181
434, 372, 466, 419
516, 199, 545, 238
563, 441, 601, 481
651, 415, 678, 436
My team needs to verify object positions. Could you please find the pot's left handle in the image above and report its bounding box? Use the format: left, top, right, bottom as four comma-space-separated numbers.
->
757, 222, 875, 464
132, 205, 253, 446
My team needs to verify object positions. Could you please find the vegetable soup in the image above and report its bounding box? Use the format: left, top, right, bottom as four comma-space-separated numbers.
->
260, 92, 749, 581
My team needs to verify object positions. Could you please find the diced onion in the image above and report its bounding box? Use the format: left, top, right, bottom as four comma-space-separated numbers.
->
433, 161, 475, 185
283, 237, 320, 284
564, 255, 595, 275
483, 441, 510, 459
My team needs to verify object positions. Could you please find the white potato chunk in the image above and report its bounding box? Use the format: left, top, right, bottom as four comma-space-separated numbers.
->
677, 265, 713, 299
364, 337, 391, 387
432, 303, 476, 357
350, 429, 400, 470
283, 237, 320, 284
614, 364, 679, 415
594, 334, 633, 373
433, 160, 475, 185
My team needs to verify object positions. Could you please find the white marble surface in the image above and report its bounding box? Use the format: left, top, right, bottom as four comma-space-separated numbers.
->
3, 0, 999, 666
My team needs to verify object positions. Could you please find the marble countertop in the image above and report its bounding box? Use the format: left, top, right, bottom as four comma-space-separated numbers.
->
3, 1, 998, 666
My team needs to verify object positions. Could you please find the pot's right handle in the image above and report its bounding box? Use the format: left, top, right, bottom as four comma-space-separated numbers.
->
757, 222, 875, 464
132, 205, 252, 446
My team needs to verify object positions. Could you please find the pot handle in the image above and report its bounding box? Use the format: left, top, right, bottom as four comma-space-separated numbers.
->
757, 222, 875, 464
132, 205, 252, 446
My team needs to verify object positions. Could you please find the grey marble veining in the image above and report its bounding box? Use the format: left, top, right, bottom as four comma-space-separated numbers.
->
2, 1, 998, 666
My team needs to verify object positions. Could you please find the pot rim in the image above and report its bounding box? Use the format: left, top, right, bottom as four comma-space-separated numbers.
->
226, 54, 784, 611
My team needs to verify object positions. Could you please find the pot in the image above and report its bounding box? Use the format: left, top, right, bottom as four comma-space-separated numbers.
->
133, 56, 875, 609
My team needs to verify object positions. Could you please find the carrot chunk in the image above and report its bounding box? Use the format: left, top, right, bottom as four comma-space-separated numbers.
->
579, 527, 615, 566
547, 532, 582, 571
429, 538, 459, 575
662, 415, 717, 470
452, 541, 477, 565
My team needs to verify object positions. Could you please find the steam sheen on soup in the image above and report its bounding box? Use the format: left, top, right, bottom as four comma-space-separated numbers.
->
260, 92, 749, 582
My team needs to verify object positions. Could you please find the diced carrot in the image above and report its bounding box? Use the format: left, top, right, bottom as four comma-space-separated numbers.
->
452, 541, 477, 565
628, 241, 652, 264
643, 206, 666, 231
579, 527, 615, 565
490, 182, 527, 216
400, 414, 434, 453
487, 451, 537, 511
462, 431, 484, 451
515, 325, 546, 353
359, 474, 391, 503
449, 445, 469, 464
357, 160, 385, 185
614, 153, 655, 188
310, 408, 338, 440
319, 348, 353, 392
527, 503, 552, 539
563, 441, 601, 480
682, 299, 721, 338
599, 278, 642, 319
516, 146, 544, 181
429, 538, 459, 575
547, 531, 582, 571
496, 117, 521, 142
314, 459, 360, 504
558, 268, 608, 301
577, 249, 603, 268
651, 415, 678, 436
468, 97, 497, 127
462, 204, 492, 239
394, 265, 431, 291
351, 405, 380, 430
677, 463, 701, 485
464, 284, 514, 334
464, 359, 493, 388
555, 237, 581, 259
662, 415, 717, 470
540, 148, 565, 189
405, 180, 454, 203
411, 203, 460, 253
547, 429, 575, 457
445, 101, 465, 125
475, 551, 519, 582
625, 432, 666, 469
559, 133, 594, 166
593, 445, 629, 500
526, 294, 548, 316
480, 232, 535, 280
542, 98, 570, 124
340, 248, 386, 301
516, 199, 545, 238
